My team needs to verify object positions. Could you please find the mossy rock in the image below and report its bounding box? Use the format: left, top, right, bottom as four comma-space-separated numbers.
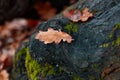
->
12, 0, 120, 80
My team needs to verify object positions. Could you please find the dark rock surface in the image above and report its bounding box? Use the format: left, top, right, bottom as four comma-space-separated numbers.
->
12, 0, 120, 80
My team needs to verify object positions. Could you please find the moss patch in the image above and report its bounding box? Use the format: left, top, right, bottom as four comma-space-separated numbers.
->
24, 48, 84, 80
100, 23, 120, 48
16, 47, 27, 61
108, 23, 120, 39
89, 75, 104, 80
14, 47, 89, 80
12, 47, 27, 80
73, 75, 85, 80
92, 63, 100, 72
41, 63, 57, 77
89, 75, 96, 80
25, 48, 41, 80
64, 22, 78, 34
24, 48, 64, 80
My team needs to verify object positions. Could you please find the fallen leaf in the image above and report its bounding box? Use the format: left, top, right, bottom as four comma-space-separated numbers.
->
0, 70, 9, 80
63, 9, 81, 22
35, 28, 73, 44
80, 7, 93, 22
34, 1, 56, 20
63, 7, 93, 22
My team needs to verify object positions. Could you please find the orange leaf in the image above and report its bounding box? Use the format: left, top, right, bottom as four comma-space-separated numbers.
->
35, 28, 73, 44
80, 7, 93, 22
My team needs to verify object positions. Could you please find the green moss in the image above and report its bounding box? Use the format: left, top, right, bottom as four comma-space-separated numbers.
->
41, 63, 56, 77
89, 76, 96, 80
64, 22, 78, 34
89, 75, 104, 80
92, 63, 99, 72
100, 36, 120, 48
12, 47, 27, 80
24, 48, 64, 80
15, 48, 104, 80
25, 48, 41, 80
73, 75, 85, 80
100, 23, 120, 48
99, 78, 104, 80
116, 36, 120, 45
16, 47, 27, 61
99, 43, 109, 48
108, 23, 120, 39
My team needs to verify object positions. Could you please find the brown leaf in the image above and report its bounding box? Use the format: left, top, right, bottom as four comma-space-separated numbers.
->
34, 1, 56, 20
80, 7, 93, 22
63, 7, 93, 22
0, 70, 9, 80
35, 28, 73, 44
63, 9, 81, 22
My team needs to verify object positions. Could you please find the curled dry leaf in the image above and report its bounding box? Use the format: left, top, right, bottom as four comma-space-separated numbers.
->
63, 7, 93, 22
35, 28, 73, 44
80, 7, 93, 21
0, 70, 9, 80
63, 9, 81, 22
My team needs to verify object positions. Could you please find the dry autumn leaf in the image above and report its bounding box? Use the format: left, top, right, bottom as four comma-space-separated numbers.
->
35, 28, 73, 44
0, 70, 9, 80
34, 1, 56, 20
80, 7, 93, 21
63, 7, 93, 22
63, 9, 81, 22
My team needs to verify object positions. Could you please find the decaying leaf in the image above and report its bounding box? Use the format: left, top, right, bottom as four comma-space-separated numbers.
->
0, 70, 9, 80
0, 53, 9, 80
63, 9, 81, 22
80, 7, 93, 21
35, 28, 73, 44
63, 7, 93, 22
